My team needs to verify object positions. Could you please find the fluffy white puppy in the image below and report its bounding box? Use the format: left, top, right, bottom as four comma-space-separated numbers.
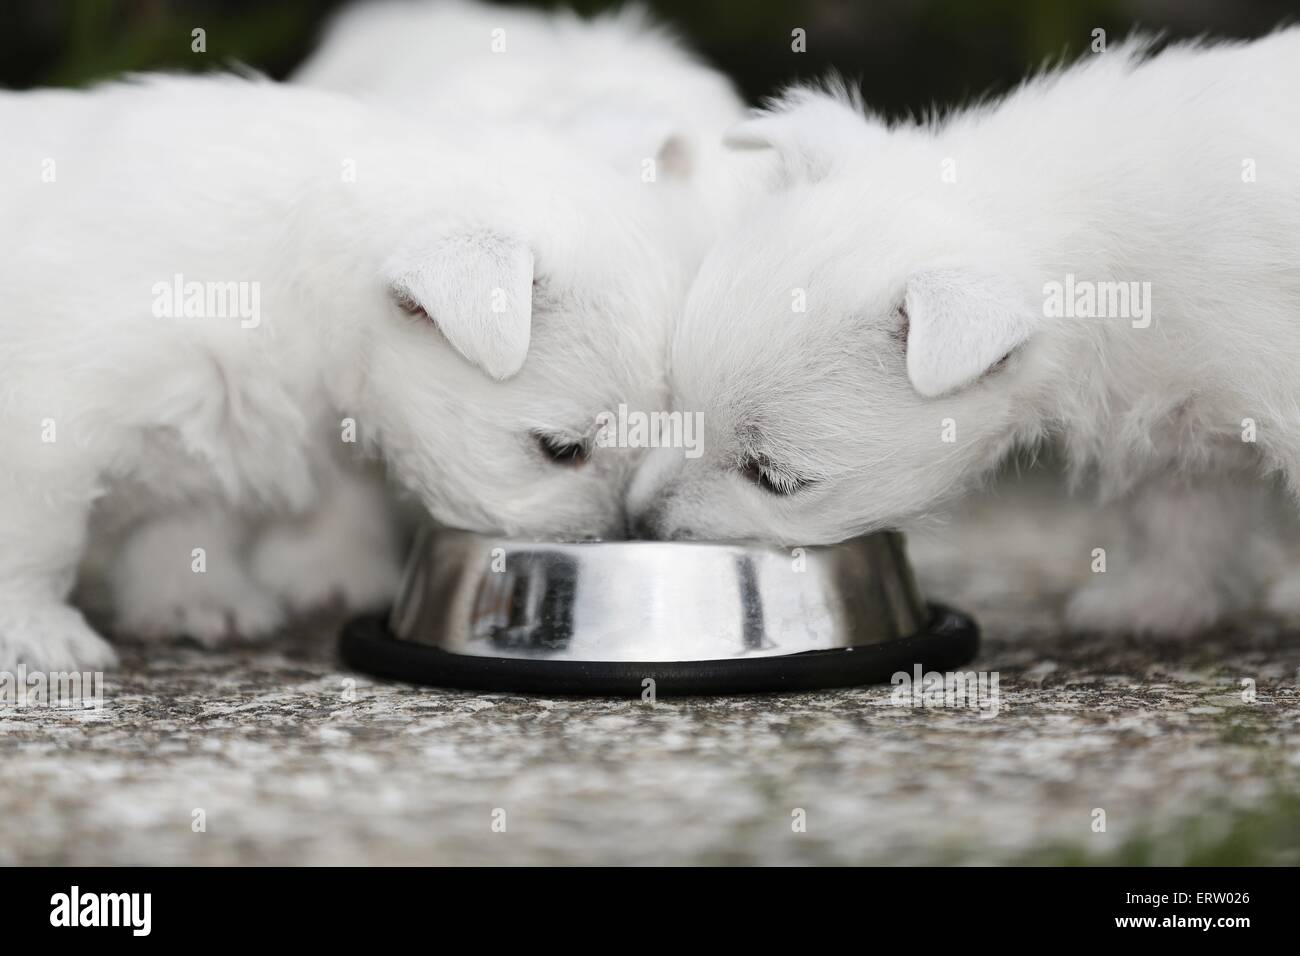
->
628, 31, 1300, 635
0, 74, 683, 669
293, 0, 747, 230
94, 3, 743, 649
90, 2, 743, 649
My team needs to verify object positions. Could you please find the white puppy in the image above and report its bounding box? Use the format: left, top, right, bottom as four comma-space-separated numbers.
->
90, 2, 744, 648
294, 0, 747, 232
0, 74, 684, 669
629, 31, 1300, 635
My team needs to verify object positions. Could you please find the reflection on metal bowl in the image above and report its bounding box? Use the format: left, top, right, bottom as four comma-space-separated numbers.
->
342, 527, 978, 696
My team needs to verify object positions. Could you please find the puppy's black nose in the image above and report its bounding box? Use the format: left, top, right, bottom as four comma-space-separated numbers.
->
628, 506, 663, 540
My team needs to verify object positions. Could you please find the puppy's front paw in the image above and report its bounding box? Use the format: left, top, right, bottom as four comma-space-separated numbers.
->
110, 511, 286, 646
0, 602, 119, 671
251, 527, 402, 615
1065, 575, 1224, 638
113, 572, 285, 648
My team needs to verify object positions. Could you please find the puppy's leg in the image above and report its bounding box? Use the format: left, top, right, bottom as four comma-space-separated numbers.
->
0, 474, 118, 671
249, 467, 403, 615
1264, 568, 1300, 617
1064, 475, 1258, 637
109, 507, 284, 646
1261, 518, 1300, 618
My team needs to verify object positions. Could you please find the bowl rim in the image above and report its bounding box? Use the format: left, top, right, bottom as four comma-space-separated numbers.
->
420, 525, 904, 553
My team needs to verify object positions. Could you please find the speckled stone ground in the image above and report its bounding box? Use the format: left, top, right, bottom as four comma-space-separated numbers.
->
2, 475, 1299, 865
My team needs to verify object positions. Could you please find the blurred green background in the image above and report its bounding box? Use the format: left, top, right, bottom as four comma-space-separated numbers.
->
2, 0, 1297, 114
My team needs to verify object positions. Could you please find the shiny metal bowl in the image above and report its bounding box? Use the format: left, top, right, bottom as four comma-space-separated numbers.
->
342, 528, 978, 696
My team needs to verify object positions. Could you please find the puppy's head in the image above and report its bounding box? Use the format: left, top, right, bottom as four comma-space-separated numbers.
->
628, 89, 1047, 544
347, 142, 684, 540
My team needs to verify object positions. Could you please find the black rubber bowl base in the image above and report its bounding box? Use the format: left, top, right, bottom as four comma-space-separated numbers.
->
340, 603, 979, 697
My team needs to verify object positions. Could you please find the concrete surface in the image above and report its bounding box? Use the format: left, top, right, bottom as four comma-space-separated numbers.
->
2, 475, 1299, 865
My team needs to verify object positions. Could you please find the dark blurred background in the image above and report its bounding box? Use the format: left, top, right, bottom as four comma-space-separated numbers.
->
2, 0, 1297, 114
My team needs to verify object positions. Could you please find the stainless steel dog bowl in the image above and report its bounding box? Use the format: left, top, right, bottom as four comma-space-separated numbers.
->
341, 528, 977, 695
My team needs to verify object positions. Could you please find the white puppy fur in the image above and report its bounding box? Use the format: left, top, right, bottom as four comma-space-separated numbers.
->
629, 31, 1300, 635
294, 0, 748, 232
1, 74, 685, 669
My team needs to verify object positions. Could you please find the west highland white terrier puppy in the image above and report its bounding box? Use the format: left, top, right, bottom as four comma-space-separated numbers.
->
89, 2, 745, 652
294, 0, 748, 232
628, 31, 1300, 636
0, 74, 685, 669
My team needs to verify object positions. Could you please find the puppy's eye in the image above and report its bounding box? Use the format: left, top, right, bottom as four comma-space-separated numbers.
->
533, 431, 589, 467
739, 456, 810, 496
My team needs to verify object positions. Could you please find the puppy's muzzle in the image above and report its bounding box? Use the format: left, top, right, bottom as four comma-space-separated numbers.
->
628, 504, 664, 541
628, 501, 697, 541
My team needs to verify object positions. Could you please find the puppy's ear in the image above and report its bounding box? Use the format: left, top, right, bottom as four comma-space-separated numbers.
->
561, 107, 695, 181
603, 126, 694, 180
386, 232, 534, 381
724, 85, 882, 182
654, 133, 693, 180
904, 270, 1038, 398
